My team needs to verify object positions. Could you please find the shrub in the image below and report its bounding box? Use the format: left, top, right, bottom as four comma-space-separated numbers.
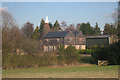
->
77, 49, 93, 54
2, 52, 58, 69
78, 56, 95, 64
65, 45, 79, 64
91, 41, 120, 65
23, 38, 41, 55
91, 47, 108, 64
57, 45, 80, 65
57, 45, 65, 64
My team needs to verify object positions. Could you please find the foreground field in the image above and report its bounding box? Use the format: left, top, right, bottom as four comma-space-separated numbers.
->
3, 65, 118, 78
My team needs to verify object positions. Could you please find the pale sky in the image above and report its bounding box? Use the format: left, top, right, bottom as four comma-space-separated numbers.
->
2, 2, 118, 30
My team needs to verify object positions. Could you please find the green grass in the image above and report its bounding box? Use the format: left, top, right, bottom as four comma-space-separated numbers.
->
2, 65, 118, 78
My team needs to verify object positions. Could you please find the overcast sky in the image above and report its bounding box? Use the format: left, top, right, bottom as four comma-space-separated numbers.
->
2, 2, 118, 30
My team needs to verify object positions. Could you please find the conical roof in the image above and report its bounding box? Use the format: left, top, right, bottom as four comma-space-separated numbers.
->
41, 16, 50, 38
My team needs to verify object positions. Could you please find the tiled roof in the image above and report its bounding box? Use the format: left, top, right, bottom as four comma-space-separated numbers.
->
44, 31, 69, 38
72, 31, 79, 36
44, 31, 82, 38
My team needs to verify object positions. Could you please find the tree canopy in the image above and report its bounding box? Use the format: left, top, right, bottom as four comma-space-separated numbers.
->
79, 22, 95, 35
39, 19, 45, 33
65, 24, 76, 31
103, 24, 116, 35
49, 22, 53, 28
94, 23, 101, 35
22, 22, 34, 38
51, 20, 61, 31
32, 26, 40, 40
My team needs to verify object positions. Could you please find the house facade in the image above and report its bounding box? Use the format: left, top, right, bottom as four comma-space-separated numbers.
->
43, 31, 86, 51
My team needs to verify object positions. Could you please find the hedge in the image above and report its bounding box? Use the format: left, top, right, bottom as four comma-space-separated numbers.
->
77, 49, 93, 54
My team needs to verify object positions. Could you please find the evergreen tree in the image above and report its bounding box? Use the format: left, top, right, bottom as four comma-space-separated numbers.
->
53, 20, 60, 28
52, 20, 61, 31
103, 24, 111, 35
35, 26, 39, 32
39, 19, 45, 33
32, 26, 40, 40
103, 24, 116, 35
49, 22, 52, 28
94, 23, 101, 35
79, 22, 95, 35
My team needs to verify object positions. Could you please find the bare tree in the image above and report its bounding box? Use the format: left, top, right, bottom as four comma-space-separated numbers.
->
118, 1, 120, 24
60, 21, 67, 30
1, 10, 26, 54
76, 23, 81, 31
2, 10, 42, 55
22, 22, 34, 38
1, 9, 15, 28
111, 1, 120, 39
65, 24, 76, 31
2, 9, 16, 54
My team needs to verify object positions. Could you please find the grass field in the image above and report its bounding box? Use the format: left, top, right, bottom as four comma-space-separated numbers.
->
2, 65, 118, 78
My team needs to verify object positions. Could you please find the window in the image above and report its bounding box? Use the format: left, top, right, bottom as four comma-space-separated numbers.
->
57, 38, 59, 42
53, 46, 54, 50
49, 46, 53, 51
44, 46, 49, 52
70, 38, 72, 41
79, 45, 82, 49
48, 46, 55, 51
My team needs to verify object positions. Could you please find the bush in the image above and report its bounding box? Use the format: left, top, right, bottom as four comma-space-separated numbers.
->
23, 38, 41, 55
77, 49, 93, 54
57, 45, 80, 65
65, 45, 80, 64
91, 41, 120, 65
91, 47, 108, 64
78, 56, 95, 64
2, 52, 58, 69
57, 45, 65, 64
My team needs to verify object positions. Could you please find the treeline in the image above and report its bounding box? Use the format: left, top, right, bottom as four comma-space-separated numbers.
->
32, 20, 120, 40
2, 9, 41, 55
33, 20, 120, 37
26, 16, 120, 40
2, 24, 41, 55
